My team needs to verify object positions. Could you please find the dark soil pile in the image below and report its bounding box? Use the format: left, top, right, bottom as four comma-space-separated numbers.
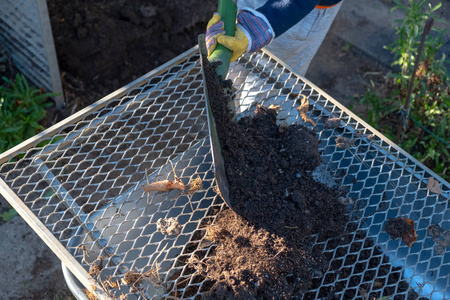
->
201, 58, 349, 298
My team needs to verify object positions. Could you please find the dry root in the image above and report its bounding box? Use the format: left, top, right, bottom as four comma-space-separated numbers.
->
88, 257, 104, 276
143, 178, 185, 192
143, 161, 186, 193
188, 176, 203, 194
296, 94, 316, 126
268, 104, 280, 113
84, 286, 98, 300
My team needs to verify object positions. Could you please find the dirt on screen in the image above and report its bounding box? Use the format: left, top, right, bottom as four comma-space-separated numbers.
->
199, 57, 349, 298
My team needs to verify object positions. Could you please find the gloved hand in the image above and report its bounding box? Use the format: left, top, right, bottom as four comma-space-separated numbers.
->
217, 26, 248, 62
206, 9, 274, 62
205, 13, 225, 58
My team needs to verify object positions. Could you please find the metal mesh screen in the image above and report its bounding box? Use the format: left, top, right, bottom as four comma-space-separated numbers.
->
0, 47, 449, 299
0, 0, 63, 106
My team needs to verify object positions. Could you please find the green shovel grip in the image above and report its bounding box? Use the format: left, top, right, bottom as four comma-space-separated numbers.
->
209, 0, 237, 79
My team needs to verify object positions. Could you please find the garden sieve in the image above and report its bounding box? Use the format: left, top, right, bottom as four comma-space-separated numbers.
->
0, 47, 449, 299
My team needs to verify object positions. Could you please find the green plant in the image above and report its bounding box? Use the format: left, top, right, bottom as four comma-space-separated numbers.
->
386, 0, 446, 91
0, 208, 17, 222
359, 0, 450, 180
0, 74, 55, 153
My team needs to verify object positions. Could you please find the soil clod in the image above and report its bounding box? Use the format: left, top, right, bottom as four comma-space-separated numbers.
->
156, 217, 181, 236
385, 218, 412, 240
324, 117, 342, 129
335, 136, 355, 149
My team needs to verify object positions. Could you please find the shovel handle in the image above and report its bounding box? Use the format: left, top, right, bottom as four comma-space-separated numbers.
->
209, 0, 237, 79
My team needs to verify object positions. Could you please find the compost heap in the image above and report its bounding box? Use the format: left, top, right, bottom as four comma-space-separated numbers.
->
201, 57, 348, 299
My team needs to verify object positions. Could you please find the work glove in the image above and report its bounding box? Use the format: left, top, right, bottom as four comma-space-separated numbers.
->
206, 9, 274, 62
205, 13, 225, 58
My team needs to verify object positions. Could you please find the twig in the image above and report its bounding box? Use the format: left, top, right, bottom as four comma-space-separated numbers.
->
399, 17, 434, 138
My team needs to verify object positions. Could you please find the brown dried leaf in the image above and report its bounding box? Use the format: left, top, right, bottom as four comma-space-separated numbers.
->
427, 178, 443, 195
385, 217, 417, 247
401, 218, 418, 247
296, 95, 315, 126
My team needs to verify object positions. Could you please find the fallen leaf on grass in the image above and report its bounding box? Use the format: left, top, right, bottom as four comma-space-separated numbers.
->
296, 95, 315, 126
427, 178, 443, 195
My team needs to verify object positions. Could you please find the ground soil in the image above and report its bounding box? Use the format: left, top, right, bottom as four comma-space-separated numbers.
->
200, 57, 348, 298
43, 0, 393, 126
46, 0, 217, 123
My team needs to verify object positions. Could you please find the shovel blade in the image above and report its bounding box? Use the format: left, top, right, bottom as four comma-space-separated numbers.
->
198, 34, 232, 209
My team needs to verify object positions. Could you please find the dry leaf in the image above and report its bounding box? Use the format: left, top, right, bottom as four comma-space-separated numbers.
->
427, 178, 443, 195
401, 218, 418, 247
385, 217, 417, 247
296, 95, 315, 126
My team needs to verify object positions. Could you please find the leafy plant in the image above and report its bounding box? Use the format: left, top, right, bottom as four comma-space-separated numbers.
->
386, 0, 446, 90
0, 74, 55, 153
0, 208, 17, 222
359, 0, 450, 180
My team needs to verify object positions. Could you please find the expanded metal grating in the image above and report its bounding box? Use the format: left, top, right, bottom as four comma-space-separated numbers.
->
1, 46, 449, 300
0, 0, 64, 107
